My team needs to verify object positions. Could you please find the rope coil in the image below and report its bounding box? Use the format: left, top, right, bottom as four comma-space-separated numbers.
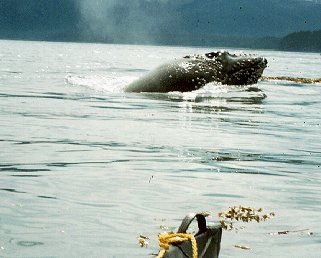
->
156, 232, 198, 258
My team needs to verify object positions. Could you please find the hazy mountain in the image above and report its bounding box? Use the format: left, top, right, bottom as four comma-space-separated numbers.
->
0, 0, 320, 48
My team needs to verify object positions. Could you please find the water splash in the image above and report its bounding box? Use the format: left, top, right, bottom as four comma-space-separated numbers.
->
65, 74, 137, 93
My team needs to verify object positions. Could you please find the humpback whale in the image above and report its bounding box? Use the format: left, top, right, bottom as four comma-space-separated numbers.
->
125, 51, 267, 93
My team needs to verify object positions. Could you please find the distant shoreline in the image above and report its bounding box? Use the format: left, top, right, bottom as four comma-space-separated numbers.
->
0, 29, 320, 53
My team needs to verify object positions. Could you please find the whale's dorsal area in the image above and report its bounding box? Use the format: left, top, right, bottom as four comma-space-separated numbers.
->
125, 51, 267, 93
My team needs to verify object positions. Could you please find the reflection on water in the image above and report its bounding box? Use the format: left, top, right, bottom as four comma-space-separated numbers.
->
0, 41, 321, 257
141, 84, 266, 117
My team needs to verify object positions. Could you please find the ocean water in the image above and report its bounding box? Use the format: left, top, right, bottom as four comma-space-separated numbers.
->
0, 40, 320, 257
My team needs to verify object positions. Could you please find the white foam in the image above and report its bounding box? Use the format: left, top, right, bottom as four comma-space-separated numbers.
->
65, 74, 137, 93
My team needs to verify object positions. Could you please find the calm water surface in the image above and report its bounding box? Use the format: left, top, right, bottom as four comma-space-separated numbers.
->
0, 40, 321, 257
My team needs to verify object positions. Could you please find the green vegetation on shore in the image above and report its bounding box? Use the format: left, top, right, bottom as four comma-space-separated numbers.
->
279, 30, 321, 52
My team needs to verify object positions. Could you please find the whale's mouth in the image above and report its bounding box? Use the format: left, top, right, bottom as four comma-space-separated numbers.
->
205, 51, 268, 85
227, 57, 267, 85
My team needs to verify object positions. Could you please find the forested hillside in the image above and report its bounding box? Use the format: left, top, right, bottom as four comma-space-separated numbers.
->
279, 30, 321, 52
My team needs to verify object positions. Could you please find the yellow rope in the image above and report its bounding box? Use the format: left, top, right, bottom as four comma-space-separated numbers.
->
156, 232, 198, 258
262, 76, 321, 84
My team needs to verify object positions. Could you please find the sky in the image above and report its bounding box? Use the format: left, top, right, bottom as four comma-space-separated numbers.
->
0, 0, 320, 44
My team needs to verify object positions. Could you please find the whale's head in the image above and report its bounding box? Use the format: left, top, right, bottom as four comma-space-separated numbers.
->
205, 51, 267, 85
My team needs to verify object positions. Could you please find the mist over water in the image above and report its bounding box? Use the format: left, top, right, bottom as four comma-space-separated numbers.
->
78, 0, 184, 44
